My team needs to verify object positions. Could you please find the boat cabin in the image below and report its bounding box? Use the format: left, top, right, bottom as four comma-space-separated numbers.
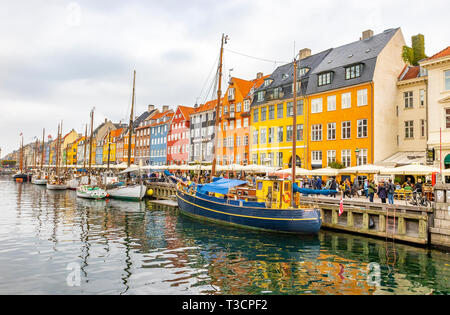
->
255, 179, 301, 209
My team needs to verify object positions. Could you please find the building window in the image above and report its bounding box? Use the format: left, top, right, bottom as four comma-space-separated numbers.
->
277, 152, 283, 167
327, 150, 336, 166
236, 102, 241, 112
268, 152, 274, 166
253, 108, 259, 123
269, 105, 275, 120
286, 126, 293, 141
243, 117, 249, 127
253, 130, 258, 145
244, 135, 249, 146
252, 154, 258, 165
405, 120, 414, 138
260, 128, 267, 144
419, 89, 425, 106
257, 91, 265, 102
357, 119, 368, 138
268, 127, 275, 144
342, 121, 351, 139
341, 150, 351, 167
446, 109, 450, 129
341, 92, 351, 109
244, 100, 250, 112
404, 91, 413, 108
311, 124, 322, 141
357, 149, 368, 166
297, 124, 304, 141
261, 107, 267, 121
287, 102, 294, 117
357, 89, 368, 106
421, 119, 425, 137
327, 95, 336, 111
327, 122, 336, 140
345, 64, 362, 80
297, 100, 304, 115
311, 151, 322, 165
236, 119, 241, 129
277, 127, 283, 143
318, 72, 332, 86
273, 87, 280, 99
277, 103, 284, 118
445, 70, 450, 90
311, 98, 323, 113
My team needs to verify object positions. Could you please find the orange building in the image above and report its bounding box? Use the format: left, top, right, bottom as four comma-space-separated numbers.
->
218, 73, 268, 165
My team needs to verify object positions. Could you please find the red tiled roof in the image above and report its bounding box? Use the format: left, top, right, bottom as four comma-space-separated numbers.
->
177, 106, 195, 119
194, 98, 222, 113
399, 65, 420, 81
150, 111, 174, 127
426, 46, 450, 61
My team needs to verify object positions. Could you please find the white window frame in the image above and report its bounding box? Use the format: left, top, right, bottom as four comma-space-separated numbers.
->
341, 92, 351, 109
311, 98, 323, 114
327, 95, 336, 111
357, 89, 368, 106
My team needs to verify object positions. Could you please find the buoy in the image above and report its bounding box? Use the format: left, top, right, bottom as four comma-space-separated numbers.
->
147, 189, 153, 196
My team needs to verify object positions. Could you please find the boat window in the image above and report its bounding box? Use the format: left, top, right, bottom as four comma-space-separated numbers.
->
257, 182, 263, 190
284, 182, 289, 191
273, 182, 279, 191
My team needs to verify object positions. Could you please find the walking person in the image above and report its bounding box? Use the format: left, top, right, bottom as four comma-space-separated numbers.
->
387, 179, 395, 205
330, 177, 337, 198
368, 180, 377, 203
363, 179, 369, 198
377, 181, 387, 204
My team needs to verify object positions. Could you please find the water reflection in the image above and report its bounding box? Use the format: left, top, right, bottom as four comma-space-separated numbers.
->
0, 177, 448, 295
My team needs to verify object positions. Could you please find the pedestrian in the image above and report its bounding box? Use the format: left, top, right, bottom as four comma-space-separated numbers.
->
343, 179, 351, 199
364, 179, 369, 198
377, 181, 387, 204
368, 180, 377, 202
330, 177, 337, 198
317, 176, 322, 189
387, 179, 395, 204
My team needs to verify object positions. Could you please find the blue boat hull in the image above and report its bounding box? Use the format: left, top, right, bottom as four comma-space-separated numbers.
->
176, 189, 322, 234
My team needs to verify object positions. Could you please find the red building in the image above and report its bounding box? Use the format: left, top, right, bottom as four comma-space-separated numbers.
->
167, 105, 194, 165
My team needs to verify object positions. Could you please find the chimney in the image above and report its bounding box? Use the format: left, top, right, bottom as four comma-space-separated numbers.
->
299, 48, 311, 60
361, 29, 374, 40
148, 104, 155, 112
104, 118, 107, 124
256, 72, 263, 79
162, 105, 169, 112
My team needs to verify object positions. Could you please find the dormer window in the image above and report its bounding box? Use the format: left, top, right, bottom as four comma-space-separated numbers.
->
282, 74, 289, 80
298, 68, 309, 77
345, 64, 363, 80
264, 79, 272, 87
228, 88, 235, 100
318, 72, 332, 86
257, 91, 265, 102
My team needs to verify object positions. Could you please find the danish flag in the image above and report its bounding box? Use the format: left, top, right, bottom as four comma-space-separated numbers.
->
339, 196, 344, 216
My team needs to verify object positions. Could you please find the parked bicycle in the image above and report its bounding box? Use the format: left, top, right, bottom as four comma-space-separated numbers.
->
409, 189, 431, 207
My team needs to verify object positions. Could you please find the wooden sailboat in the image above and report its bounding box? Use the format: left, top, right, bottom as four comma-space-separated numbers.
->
176, 35, 322, 234
32, 128, 48, 185
107, 70, 146, 201
13, 133, 31, 182
77, 108, 107, 199
47, 122, 68, 190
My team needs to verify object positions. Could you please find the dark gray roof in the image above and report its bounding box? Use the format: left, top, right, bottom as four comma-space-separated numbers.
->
133, 109, 157, 129
307, 28, 399, 95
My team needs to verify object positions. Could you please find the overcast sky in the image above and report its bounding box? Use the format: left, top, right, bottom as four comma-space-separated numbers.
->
0, 0, 448, 157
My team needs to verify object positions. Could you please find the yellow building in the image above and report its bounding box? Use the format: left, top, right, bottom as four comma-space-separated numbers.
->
102, 128, 122, 164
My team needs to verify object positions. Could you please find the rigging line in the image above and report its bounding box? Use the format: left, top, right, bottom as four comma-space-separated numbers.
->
197, 50, 221, 104
224, 48, 290, 64
202, 63, 219, 105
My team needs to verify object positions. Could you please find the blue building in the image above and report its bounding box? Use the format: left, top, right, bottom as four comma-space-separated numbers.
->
149, 109, 174, 166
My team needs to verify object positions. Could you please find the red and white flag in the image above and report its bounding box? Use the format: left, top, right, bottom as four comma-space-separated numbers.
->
339, 196, 344, 216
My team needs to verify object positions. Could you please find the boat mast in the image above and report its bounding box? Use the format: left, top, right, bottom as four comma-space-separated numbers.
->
83, 124, 87, 170
291, 57, 298, 208
127, 70, 136, 168
88, 108, 94, 185
211, 34, 227, 177
20, 134, 23, 173
107, 130, 111, 171
41, 128, 45, 170
56, 123, 60, 179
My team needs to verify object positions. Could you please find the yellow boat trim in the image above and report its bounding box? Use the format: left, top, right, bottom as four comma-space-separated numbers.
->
177, 192, 320, 222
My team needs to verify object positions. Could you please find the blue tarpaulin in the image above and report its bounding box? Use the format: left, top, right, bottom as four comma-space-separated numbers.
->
197, 178, 248, 195
293, 183, 336, 196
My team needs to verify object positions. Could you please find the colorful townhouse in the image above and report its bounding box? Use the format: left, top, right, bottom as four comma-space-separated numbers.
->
304, 28, 405, 169
122, 130, 136, 165
250, 49, 331, 168
189, 99, 218, 163
167, 105, 194, 165
101, 128, 124, 165
218, 74, 268, 166
76, 136, 88, 166
149, 108, 174, 166
135, 105, 159, 166
420, 47, 450, 171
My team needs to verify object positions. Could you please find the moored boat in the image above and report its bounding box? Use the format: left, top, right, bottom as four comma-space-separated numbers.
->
31, 177, 47, 185
107, 184, 146, 201
46, 182, 68, 190
76, 185, 107, 199
176, 179, 322, 234
67, 178, 79, 190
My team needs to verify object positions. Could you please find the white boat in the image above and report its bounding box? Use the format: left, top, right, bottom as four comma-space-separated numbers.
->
76, 185, 107, 199
107, 184, 146, 201
47, 183, 68, 190
67, 178, 79, 190
32, 178, 47, 185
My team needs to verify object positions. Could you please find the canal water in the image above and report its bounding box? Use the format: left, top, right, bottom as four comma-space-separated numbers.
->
0, 176, 449, 295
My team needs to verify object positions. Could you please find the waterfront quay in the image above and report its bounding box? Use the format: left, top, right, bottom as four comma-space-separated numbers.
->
0, 176, 449, 295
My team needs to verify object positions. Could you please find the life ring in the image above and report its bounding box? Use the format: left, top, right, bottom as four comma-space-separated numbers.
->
283, 192, 291, 203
